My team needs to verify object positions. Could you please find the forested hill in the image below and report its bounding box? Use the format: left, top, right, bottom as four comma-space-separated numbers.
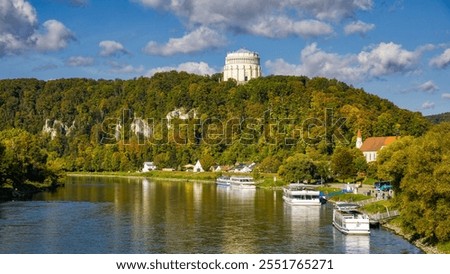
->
426, 112, 450, 124
0, 72, 429, 172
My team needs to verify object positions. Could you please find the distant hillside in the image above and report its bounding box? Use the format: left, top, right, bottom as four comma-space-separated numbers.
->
426, 112, 450, 124
0, 73, 430, 172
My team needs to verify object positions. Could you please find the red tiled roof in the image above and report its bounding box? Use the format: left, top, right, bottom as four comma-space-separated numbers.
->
360, 136, 398, 152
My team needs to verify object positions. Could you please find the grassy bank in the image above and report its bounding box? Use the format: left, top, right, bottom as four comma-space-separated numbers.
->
67, 171, 287, 187
67, 170, 219, 182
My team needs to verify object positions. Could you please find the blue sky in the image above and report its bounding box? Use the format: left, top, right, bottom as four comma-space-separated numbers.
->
1, 0, 450, 115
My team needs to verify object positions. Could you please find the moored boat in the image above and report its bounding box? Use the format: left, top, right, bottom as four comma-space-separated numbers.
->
216, 176, 256, 189
282, 183, 327, 206
230, 176, 256, 189
216, 176, 232, 186
332, 203, 370, 235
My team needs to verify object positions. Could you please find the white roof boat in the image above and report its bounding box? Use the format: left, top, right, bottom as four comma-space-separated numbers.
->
216, 176, 232, 186
282, 183, 326, 206
332, 203, 370, 235
216, 176, 256, 189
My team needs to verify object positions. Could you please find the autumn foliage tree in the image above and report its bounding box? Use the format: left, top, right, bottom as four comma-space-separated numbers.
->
278, 153, 316, 183
377, 123, 450, 245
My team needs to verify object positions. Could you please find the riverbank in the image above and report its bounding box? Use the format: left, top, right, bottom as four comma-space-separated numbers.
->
67, 170, 218, 183
0, 181, 63, 202
321, 190, 443, 254
66, 171, 287, 187
382, 220, 442, 254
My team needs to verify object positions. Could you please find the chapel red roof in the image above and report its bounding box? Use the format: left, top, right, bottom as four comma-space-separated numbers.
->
359, 136, 398, 152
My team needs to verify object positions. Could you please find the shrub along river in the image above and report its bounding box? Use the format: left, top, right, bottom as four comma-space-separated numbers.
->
0, 176, 422, 254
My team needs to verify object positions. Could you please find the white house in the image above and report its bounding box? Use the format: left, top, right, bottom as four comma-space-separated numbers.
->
193, 160, 204, 172
142, 162, 157, 172
230, 162, 256, 173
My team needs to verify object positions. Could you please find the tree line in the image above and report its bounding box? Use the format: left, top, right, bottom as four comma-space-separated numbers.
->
0, 72, 430, 177
377, 122, 450, 246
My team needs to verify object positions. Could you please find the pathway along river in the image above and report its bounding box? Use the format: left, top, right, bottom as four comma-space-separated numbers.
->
0, 176, 422, 254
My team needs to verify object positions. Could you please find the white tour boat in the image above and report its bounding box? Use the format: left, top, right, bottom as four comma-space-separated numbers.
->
332, 203, 370, 235
282, 183, 327, 206
216, 176, 232, 186
216, 176, 256, 189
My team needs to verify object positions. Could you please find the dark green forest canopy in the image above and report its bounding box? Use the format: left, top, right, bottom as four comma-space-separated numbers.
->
0, 72, 430, 171
426, 112, 450, 124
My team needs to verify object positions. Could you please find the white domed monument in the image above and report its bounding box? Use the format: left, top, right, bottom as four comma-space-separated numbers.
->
223, 49, 261, 84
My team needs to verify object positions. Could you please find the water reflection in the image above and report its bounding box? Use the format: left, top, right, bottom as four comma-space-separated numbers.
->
331, 228, 370, 253
216, 185, 258, 253
0, 176, 423, 254
217, 185, 256, 201
283, 205, 333, 253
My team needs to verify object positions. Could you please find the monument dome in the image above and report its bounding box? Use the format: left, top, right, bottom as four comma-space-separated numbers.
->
223, 49, 261, 83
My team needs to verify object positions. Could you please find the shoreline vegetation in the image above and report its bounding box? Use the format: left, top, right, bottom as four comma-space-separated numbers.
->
66, 170, 287, 187
66, 171, 442, 254
0, 180, 63, 202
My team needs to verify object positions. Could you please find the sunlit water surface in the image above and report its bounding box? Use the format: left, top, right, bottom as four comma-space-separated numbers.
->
0, 176, 422, 254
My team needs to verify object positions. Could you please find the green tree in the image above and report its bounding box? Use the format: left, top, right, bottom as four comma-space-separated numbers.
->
0, 143, 8, 187
0, 128, 60, 190
154, 152, 171, 169
331, 147, 356, 181
377, 123, 450, 244
351, 148, 367, 174
278, 153, 316, 183
200, 154, 215, 171
393, 123, 450, 244
377, 136, 414, 190
258, 155, 282, 173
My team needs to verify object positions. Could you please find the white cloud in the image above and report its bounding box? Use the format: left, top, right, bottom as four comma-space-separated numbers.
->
33, 63, 58, 71
421, 101, 435, 110
418, 80, 438, 93
0, 0, 37, 54
99, 40, 128, 56
442, 93, 450, 100
251, 17, 333, 38
357, 42, 420, 77
266, 42, 422, 83
108, 61, 144, 74
344, 20, 375, 35
144, 26, 226, 56
147, 61, 217, 76
291, 0, 374, 21
66, 56, 94, 67
31, 20, 74, 51
429, 48, 450, 69
0, 1, 73, 55
134, 0, 373, 38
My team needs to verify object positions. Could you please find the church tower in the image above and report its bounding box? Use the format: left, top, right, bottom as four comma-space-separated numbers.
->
356, 129, 363, 149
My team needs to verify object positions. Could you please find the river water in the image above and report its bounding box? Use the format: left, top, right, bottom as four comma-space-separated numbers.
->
0, 176, 422, 254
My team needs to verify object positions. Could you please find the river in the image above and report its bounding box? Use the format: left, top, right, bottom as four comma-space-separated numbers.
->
0, 176, 422, 254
